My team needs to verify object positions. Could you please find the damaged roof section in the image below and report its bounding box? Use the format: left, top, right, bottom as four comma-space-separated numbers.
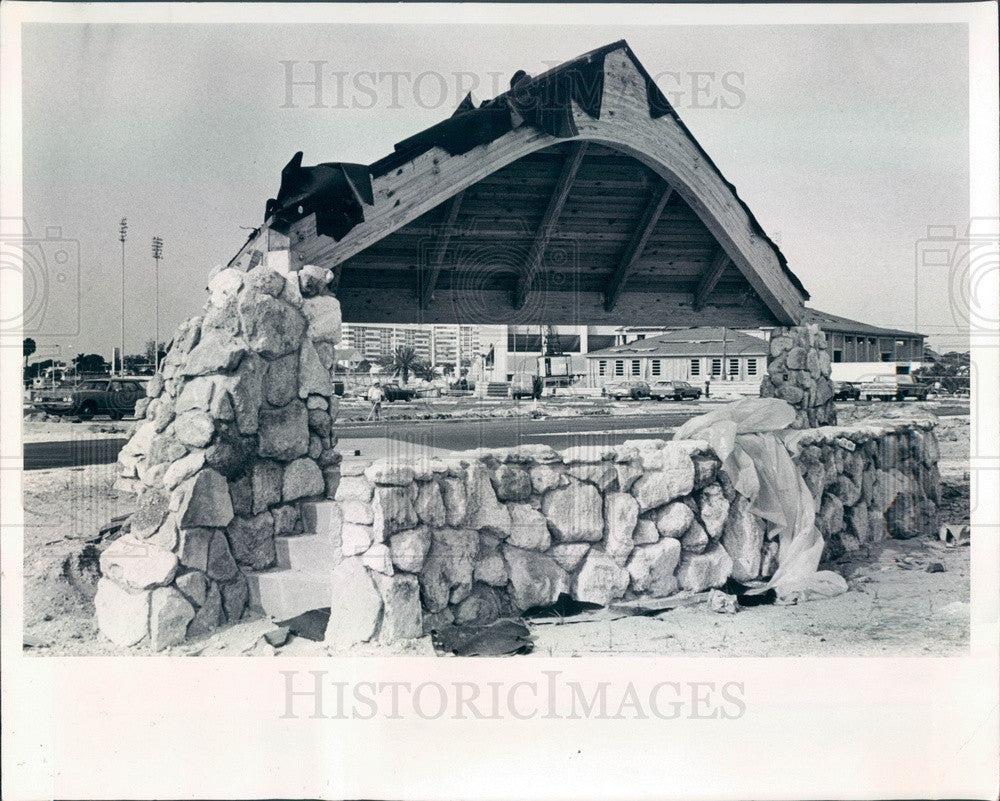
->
370, 40, 674, 178
244, 40, 809, 327
265, 41, 678, 243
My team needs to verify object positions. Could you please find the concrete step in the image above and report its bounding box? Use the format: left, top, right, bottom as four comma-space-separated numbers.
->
485, 381, 510, 398
274, 534, 340, 571
299, 499, 342, 538
247, 569, 332, 621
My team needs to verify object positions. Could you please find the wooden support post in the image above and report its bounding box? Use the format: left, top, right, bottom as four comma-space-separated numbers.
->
603, 183, 673, 313
513, 142, 588, 310
692, 248, 731, 311
419, 190, 465, 308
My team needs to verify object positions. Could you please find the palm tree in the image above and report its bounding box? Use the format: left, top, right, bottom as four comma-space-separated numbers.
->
412, 360, 440, 382
385, 346, 420, 385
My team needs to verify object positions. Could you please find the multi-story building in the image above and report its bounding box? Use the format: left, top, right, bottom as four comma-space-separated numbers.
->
339, 323, 489, 372
341, 308, 924, 386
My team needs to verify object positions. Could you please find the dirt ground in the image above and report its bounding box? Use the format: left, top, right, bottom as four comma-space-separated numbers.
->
20, 410, 971, 657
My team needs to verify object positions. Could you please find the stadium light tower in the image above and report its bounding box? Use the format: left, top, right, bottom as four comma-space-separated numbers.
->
152, 236, 163, 373
119, 217, 128, 376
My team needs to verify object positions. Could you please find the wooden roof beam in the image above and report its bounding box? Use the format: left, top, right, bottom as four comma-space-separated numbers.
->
512, 142, 588, 310
603, 183, 673, 312
692, 248, 731, 311
419, 190, 465, 308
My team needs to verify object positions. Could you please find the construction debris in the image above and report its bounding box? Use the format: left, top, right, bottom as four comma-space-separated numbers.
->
707, 589, 739, 614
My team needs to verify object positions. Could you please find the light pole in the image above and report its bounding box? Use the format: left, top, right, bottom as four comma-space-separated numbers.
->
152, 236, 163, 373
119, 218, 128, 376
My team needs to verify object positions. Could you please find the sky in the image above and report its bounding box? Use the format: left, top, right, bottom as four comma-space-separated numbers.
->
20, 22, 969, 363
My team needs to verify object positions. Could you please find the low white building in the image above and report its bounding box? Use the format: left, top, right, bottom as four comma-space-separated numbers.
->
585, 327, 768, 388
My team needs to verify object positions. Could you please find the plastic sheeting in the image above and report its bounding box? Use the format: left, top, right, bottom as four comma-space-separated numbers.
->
674, 397, 848, 602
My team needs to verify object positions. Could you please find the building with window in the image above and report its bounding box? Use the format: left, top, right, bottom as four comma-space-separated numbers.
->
799, 309, 925, 364
340, 323, 486, 368
615, 309, 925, 366
585, 327, 768, 388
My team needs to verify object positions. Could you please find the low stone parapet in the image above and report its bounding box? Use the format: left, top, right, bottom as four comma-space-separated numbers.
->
319, 419, 941, 647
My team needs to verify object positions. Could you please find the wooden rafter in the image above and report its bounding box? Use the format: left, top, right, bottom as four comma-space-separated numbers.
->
270, 46, 809, 325
418, 190, 465, 308
603, 183, 673, 312
692, 248, 731, 311
512, 142, 588, 309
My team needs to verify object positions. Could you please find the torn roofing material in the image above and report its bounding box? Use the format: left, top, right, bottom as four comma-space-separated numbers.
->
368, 39, 671, 178
266, 153, 374, 242
260, 39, 807, 300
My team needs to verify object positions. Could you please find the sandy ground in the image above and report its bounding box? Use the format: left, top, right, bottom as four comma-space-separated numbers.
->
20, 410, 971, 658
22, 419, 136, 443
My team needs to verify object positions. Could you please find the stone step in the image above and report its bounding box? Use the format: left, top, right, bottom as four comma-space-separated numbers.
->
274, 534, 340, 571
247, 569, 332, 621
299, 499, 342, 538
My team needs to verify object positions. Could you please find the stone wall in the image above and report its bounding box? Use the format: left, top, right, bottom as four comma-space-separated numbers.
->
100, 273, 939, 650
760, 323, 837, 428
323, 420, 940, 648
100, 260, 342, 650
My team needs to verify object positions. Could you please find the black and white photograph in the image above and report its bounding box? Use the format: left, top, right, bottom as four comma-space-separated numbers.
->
2, 3, 997, 799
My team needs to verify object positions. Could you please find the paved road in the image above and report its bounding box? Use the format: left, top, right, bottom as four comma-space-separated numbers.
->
23, 437, 132, 470
23, 411, 699, 470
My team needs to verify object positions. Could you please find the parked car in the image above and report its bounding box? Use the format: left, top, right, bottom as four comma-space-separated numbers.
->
649, 380, 702, 401
510, 372, 542, 400
859, 374, 931, 401
832, 381, 861, 401
382, 383, 416, 402
603, 380, 650, 400
34, 378, 146, 420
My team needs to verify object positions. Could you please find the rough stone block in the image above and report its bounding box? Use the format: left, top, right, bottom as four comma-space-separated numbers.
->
541, 480, 603, 543
226, 512, 276, 570
503, 544, 570, 611
631, 446, 695, 512
419, 528, 479, 613
150, 586, 195, 651
95, 578, 151, 647
389, 525, 432, 573
573, 549, 630, 606
604, 492, 638, 566
282, 457, 325, 501
626, 538, 681, 596
506, 503, 551, 550
372, 572, 422, 642
100, 536, 179, 590
676, 544, 733, 592
257, 401, 309, 461
176, 468, 234, 529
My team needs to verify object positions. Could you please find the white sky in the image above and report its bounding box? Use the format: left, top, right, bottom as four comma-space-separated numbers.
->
21, 22, 969, 361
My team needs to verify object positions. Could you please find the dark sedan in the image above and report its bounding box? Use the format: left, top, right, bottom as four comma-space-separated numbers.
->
649, 380, 703, 401
602, 380, 651, 400
34, 378, 146, 420
382, 383, 416, 402
832, 381, 861, 401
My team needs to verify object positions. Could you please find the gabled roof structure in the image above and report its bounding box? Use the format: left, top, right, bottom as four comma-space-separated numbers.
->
800, 308, 924, 340
586, 326, 768, 359
232, 41, 809, 328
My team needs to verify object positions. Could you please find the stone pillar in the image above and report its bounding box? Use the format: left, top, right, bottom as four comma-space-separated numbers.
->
760, 323, 836, 428
103, 248, 342, 650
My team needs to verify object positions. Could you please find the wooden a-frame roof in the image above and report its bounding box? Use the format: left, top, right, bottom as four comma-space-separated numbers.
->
231, 40, 809, 328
